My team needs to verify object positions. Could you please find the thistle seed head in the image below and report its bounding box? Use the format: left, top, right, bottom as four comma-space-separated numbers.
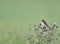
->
47, 36, 52, 42
33, 39, 38, 44
26, 34, 33, 40
44, 35, 49, 38
48, 31, 53, 36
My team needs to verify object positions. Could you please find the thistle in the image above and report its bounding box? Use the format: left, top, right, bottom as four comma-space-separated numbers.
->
26, 19, 58, 44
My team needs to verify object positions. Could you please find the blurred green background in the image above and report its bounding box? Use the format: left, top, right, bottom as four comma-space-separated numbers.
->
0, 0, 60, 44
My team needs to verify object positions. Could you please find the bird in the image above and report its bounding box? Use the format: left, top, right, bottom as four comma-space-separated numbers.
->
41, 19, 49, 27
39, 19, 49, 29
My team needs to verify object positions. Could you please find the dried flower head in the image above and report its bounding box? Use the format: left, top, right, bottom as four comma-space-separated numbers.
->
51, 22, 58, 29
25, 34, 33, 40
38, 25, 41, 28
42, 29, 47, 32
48, 31, 53, 36
44, 35, 49, 38
36, 32, 43, 38
33, 39, 38, 44
47, 36, 52, 42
